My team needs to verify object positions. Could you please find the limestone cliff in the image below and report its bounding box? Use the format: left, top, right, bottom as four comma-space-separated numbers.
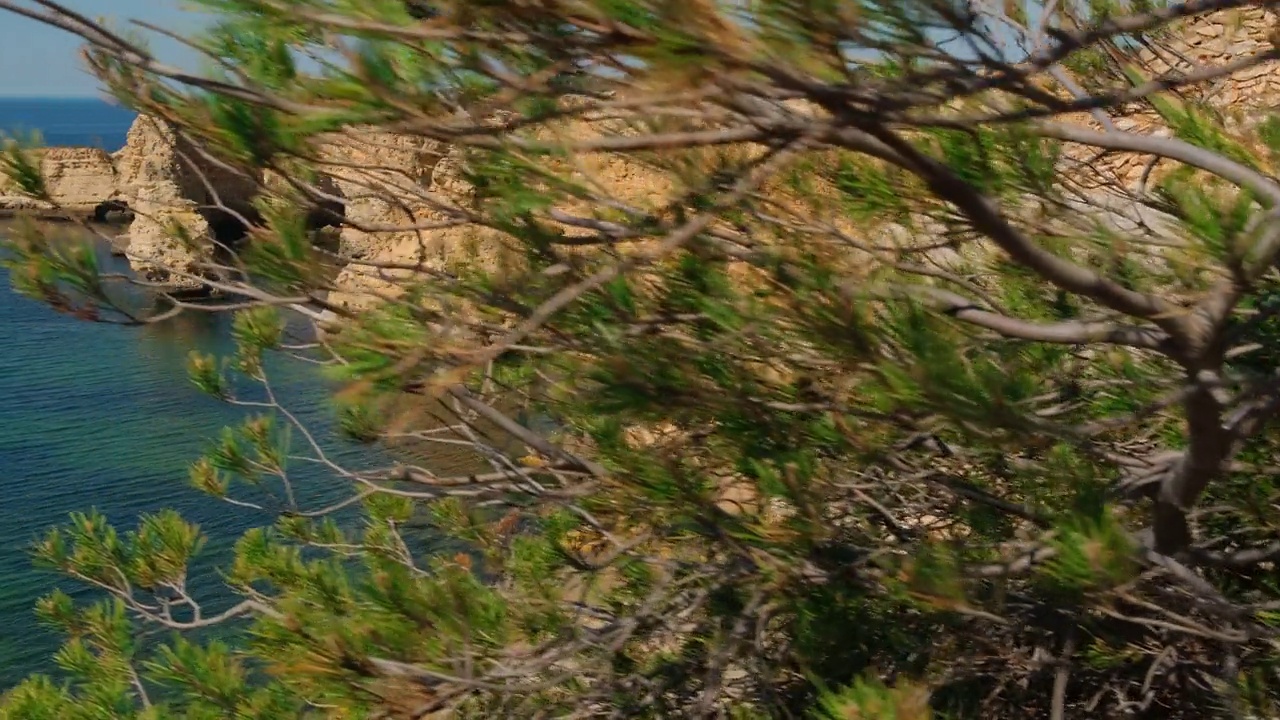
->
318, 10, 1280, 311
1139, 6, 1280, 107
42, 148, 117, 211
315, 129, 508, 309
318, 118, 683, 311
112, 115, 259, 208
0, 147, 116, 216
1060, 5, 1280, 187
316, 128, 446, 259
113, 115, 258, 290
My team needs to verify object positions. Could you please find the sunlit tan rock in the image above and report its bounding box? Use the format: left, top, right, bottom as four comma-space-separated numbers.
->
0, 147, 116, 215
113, 115, 258, 290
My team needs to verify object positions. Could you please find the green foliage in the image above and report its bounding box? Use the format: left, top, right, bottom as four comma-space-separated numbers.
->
1139, 88, 1259, 168
811, 676, 932, 720
185, 352, 227, 399
1156, 170, 1259, 261
232, 306, 285, 377
335, 397, 385, 443
832, 155, 913, 221
0, 133, 46, 199
1041, 515, 1138, 596
240, 202, 320, 292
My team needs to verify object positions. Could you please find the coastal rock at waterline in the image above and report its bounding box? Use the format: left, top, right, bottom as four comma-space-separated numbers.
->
113, 115, 258, 291
0, 147, 117, 216
41, 148, 117, 210
123, 203, 217, 291
108, 231, 129, 257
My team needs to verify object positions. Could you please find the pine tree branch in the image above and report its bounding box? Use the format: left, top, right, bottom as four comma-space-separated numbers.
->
1034, 123, 1280, 206
850, 122, 1195, 345
1193, 539, 1280, 568
907, 286, 1174, 350
934, 47, 1280, 126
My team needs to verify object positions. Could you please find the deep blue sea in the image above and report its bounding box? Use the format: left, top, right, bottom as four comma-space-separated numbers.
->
0, 96, 138, 149
0, 98, 382, 688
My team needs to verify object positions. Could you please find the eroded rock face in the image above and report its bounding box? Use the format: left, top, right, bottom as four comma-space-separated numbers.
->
0, 147, 116, 215
42, 148, 117, 210
8, 10, 1264, 299
1059, 7, 1280, 189
1140, 7, 1280, 105
316, 129, 489, 310
113, 115, 259, 209
262, 167, 344, 229
113, 115, 259, 290
123, 208, 214, 288
317, 129, 447, 259
319, 118, 681, 311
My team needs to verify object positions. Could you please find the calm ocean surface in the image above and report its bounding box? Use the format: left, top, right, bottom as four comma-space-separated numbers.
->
0, 98, 375, 687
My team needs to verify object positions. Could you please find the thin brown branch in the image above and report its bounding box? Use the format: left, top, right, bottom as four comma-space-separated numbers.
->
908, 285, 1174, 350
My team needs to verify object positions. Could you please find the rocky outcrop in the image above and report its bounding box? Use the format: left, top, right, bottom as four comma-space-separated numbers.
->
262, 166, 344, 230
112, 115, 259, 210
316, 129, 511, 310
41, 148, 117, 211
0, 147, 116, 216
318, 118, 680, 311
112, 115, 259, 290
0, 115, 262, 291
1139, 6, 1280, 107
316, 129, 447, 260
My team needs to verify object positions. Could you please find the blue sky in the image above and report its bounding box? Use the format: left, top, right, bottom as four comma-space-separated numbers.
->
0, 1, 1038, 98
0, 1, 202, 97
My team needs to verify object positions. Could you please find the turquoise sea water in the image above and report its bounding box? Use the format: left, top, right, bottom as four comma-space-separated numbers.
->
0, 99, 377, 687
